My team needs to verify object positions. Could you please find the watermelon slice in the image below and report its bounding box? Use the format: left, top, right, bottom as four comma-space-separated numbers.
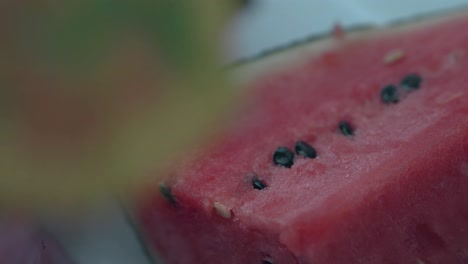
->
137, 10, 468, 263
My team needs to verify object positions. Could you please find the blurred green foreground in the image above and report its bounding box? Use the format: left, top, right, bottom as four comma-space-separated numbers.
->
0, 1, 241, 211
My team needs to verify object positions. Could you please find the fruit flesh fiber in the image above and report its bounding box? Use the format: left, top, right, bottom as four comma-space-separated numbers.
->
138, 14, 468, 263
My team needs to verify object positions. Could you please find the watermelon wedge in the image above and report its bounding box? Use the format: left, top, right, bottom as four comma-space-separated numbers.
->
137, 10, 468, 264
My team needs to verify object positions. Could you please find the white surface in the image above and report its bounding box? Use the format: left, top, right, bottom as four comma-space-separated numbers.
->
230, 0, 468, 61
47, 203, 153, 264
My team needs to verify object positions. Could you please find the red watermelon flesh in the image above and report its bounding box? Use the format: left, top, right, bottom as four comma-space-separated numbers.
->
0, 219, 75, 264
138, 12, 468, 264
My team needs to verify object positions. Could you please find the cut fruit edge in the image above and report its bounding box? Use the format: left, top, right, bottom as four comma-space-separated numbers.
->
229, 7, 468, 86
130, 6, 468, 261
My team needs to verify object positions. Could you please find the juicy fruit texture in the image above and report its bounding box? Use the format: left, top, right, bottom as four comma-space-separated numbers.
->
138, 13, 468, 263
0, 219, 74, 263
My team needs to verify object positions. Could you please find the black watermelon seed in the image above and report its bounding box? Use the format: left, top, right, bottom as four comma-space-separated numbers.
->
400, 73, 422, 90
380, 84, 399, 104
273, 147, 294, 168
262, 253, 273, 264
159, 184, 176, 205
339, 121, 354, 136
252, 177, 267, 190
295, 141, 317, 158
